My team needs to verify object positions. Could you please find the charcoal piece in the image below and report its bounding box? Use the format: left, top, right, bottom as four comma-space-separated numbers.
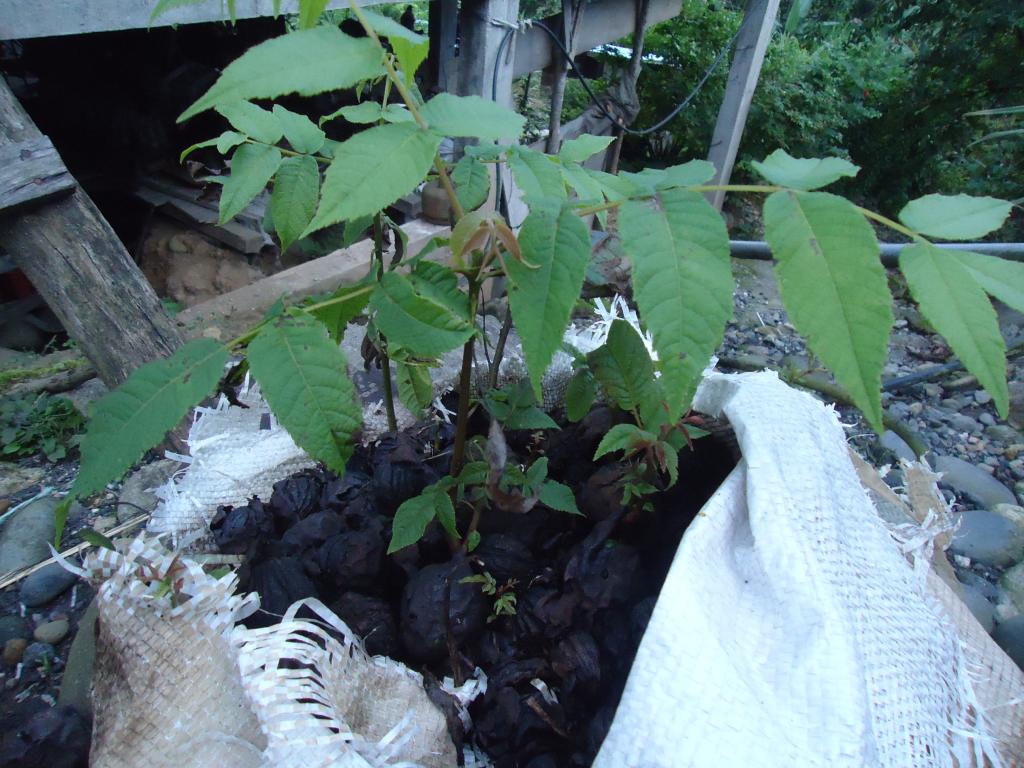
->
320, 466, 374, 512
0, 705, 90, 768
317, 522, 386, 591
577, 463, 627, 523
525, 756, 559, 768
488, 658, 547, 689
474, 629, 520, 669
591, 606, 635, 676
584, 705, 616, 758
210, 498, 273, 555
551, 632, 601, 706
630, 595, 657, 642
371, 432, 439, 507
473, 686, 520, 760
471, 534, 536, 583
280, 511, 342, 552
269, 473, 322, 532
328, 592, 399, 657
243, 556, 318, 628
564, 516, 638, 612
513, 587, 576, 642
399, 559, 488, 662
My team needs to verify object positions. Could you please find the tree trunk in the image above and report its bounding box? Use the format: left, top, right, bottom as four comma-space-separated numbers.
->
0, 77, 182, 386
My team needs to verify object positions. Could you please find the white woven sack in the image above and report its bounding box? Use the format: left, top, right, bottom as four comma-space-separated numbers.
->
594, 370, 1010, 768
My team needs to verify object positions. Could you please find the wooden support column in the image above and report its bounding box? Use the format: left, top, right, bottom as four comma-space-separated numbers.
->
0, 77, 182, 386
427, 0, 459, 94
705, 0, 780, 211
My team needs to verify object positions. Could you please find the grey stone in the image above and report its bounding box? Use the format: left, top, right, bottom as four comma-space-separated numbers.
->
64, 377, 108, 418
957, 570, 1000, 602
19, 562, 77, 607
993, 503, 1024, 528
0, 465, 45, 498
880, 431, 916, 462
985, 424, 1020, 443
992, 616, 1024, 670
947, 413, 982, 434
33, 619, 69, 645
1015, 480, 1024, 505
1001, 562, 1024, 613
0, 615, 28, 645
22, 641, 57, 669
934, 455, 1017, 508
979, 412, 996, 426
960, 584, 995, 632
117, 459, 177, 522
59, 600, 96, 718
949, 510, 1024, 568
976, 390, 993, 406
3, 637, 27, 665
0, 496, 57, 574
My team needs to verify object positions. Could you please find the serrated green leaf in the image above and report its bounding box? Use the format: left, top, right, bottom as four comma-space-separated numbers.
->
900, 243, 1008, 416
435, 491, 459, 540
180, 27, 384, 122
620, 168, 670, 194
272, 105, 326, 154
389, 489, 445, 553
950, 251, 1024, 313
220, 143, 281, 224
307, 123, 440, 234
270, 155, 320, 251
507, 203, 590, 401
216, 101, 283, 144
80, 528, 117, 551
248, 314, 361, 473
539, 480, 580, 514
467, 530, 481, 551
396, 361, 434, 413
559, 134, 614, 164
409, 261, 471, 319
898, 194, 1012, 240
382, 104, 415, 124
179, 137, 218, 163
216, 131, 247, 154
659, 440, 679, 488
420, 93, 525, 141
565, 369, 596, 422
322, 101, 383, 125
310, 278, 373, 341
450, 210, 493, 261
620, 189, 732, 419
584, 168, 638, 200
72, 338, 228, 498
764, 190, 892, 431
342, 215, 374, 247
660, 160, 716, 188
752, 149, 859, 190
150, 0, 205, 23
587, 320, 664, 429
483, 380, 559, 429
452, 155, 490, 212
561, 162, 607, 225
526, 457, 549, 487
298, 0, 329, 28
508, 147, 565, 203
594, 423, 657, 459
370, 271, 474, 357
359, 10, 430, 79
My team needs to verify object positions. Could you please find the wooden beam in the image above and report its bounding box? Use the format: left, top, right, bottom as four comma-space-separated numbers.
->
0, 136, 74, 214
0, 0, 391, 40
512, 0, 681, 77
705, 0, 780, 211
0, 77, 182, 387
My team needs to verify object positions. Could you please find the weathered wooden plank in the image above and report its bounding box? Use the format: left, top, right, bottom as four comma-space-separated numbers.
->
0, 0, 391, 41
705, 0, 781, 211
0, 77, 182, 386
513, 0, 681, 77
0, 137, 74, 213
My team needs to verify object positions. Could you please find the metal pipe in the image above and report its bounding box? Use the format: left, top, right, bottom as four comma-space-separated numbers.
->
729, 240, 1024, 267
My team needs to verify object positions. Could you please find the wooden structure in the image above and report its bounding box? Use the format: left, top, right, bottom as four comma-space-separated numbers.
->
0, 0, 778, 379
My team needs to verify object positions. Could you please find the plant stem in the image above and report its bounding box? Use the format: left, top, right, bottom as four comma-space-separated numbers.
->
854, 206, 928, 243
373, 212, 399, 432
489, 308, 514, 391
451, 278, 480, 477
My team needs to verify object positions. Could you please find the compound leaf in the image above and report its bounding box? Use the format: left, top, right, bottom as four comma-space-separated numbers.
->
950, 250, 1024, 314
539, 480, 580, 514
308, 123, 440, 234
72, 338, 228, 498
322, 101, 383, 125
565, 369, 597, 422
620, 189, 732, 419
220, 143, 281, 224
180, 27, 384, 121
396, 361, 434, 413
900, 243, 1008, 416
594, 423, 657, 460
508, 147, 565, 203
272, 104, 326, 154
587, 320, 664, 429
507, 203, 591, 401
420, 93, 525, 140
452, 155, 490, 212
899, 194, 1012, 241
752, 149, 859, 190
248, 313, 361, 474
309, 277, 373, 342
764, 190, 892, 431
270, 155, 320, 250
370, 272, 474, 358
559, 134, 614, 164
389, 486, 451, 553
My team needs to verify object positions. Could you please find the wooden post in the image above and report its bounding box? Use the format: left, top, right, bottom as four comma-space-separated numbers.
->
544, 0, 586, 154
705, 0, 780, 211
0, 77, 182, 386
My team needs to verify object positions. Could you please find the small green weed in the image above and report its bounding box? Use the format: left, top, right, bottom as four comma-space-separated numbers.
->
0, 394, 85, 462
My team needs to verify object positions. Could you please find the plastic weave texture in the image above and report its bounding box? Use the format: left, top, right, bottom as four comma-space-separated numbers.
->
594, 371, 1010, 768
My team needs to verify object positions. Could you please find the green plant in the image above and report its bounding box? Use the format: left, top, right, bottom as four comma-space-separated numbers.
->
461, 571, 519, 622
0, 394, 85, 462
60, 1, 1020, 553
